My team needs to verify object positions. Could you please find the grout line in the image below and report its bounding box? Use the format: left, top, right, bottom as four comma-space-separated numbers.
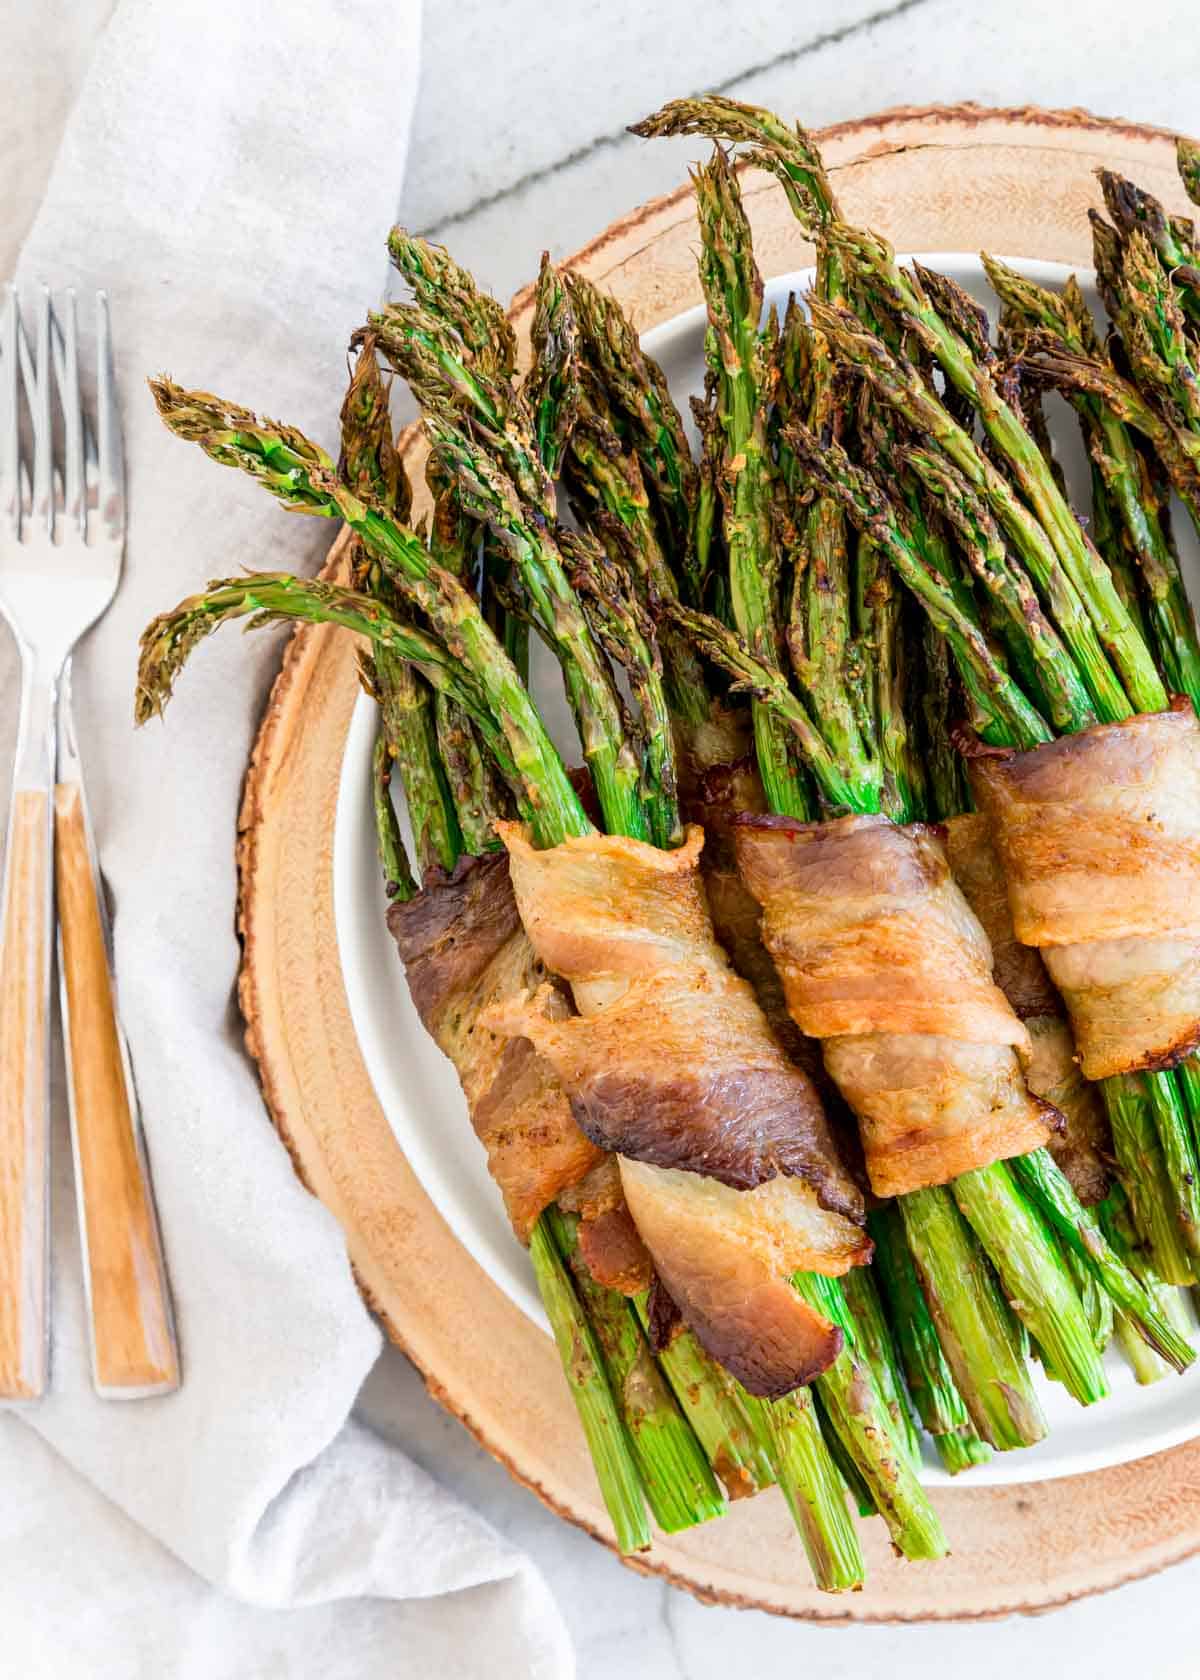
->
416, 0, 935, 239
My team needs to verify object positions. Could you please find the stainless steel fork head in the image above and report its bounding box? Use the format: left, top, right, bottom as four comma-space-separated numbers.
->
0, 285, 126, 686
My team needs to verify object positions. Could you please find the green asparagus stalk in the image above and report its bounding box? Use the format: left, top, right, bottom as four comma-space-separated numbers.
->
951, 1162, 1108, 1407
631, 1298, 775, 1499
565, 535, 682, 848
869, 1207, 991, 1473
633, 93, 1163, 715
387, 228, 517, 377
1103, 226, 1200, 429
1098, 167, 1200, 330
541, 292, 711, 728
1103, 1076, 1196, 1288
388, 265, 940, 1562
564, 268, 700, 587
547, 1209, 725, 1531
1100, 1184, 1196, 1384
530, 1218, 651, 1552
840, 1266, 921, 1469
432, 690, 504, 856
793, 1271, 947, 1559
899, 441, 1096, 735
828, 225, 1166, 718
693, 148, 809, 819
811, 1389, 876, 1518
372, 725, 417, 901
1018, 332, 1200, 527
1143, 1071, 1200, 1259
1009, 1151, 1193, 1369
898, 1186, 1047, 1446
145, 375, 937, 1580
341, 338, 464, 877
679, 142, 1105, 1439
773, 428, 1051, 750
1063, 1242, 1114, 1354
524, 250, 579, 476
738, 1386, 866, 1591
1178, 137, 1200, 209
805, 299, 1128, 725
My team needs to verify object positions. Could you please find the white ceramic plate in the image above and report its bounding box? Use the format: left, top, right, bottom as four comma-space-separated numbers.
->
334, 255, 1200, 1486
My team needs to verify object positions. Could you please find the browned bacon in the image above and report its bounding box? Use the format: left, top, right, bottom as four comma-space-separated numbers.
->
944, 813, 1111, 1205
734, 814, 1057, 1199
492, 822, 869, 1396
970, 704, 1200, 1081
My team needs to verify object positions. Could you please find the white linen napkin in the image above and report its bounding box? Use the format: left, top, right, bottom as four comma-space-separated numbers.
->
0, 3, 572, 1675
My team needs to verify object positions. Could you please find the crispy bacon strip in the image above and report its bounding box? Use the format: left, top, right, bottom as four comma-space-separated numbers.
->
945, 813, 1111, 1205
735, 814, 1057, 1199
387, 854, 621, 1261
493, 821, 868, 1396
970, 704, 1200, 1080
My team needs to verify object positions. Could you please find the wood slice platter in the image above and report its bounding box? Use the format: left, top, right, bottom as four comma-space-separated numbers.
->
237, 105, 1200, 1619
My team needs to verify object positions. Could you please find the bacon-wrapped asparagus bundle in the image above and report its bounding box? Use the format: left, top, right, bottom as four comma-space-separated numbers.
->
493, 821, 868, 1395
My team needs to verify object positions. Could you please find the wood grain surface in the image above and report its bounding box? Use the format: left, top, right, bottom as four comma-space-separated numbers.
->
237, 106, 1200, 1619
56, 783, 179, 1396
0, 788, 49, 1400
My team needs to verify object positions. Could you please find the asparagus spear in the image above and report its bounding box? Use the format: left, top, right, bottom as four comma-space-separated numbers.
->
452, 315, 941, 1551
342, 339, 464, 876
770, 429, 1050, 750
1009, 1151, 1193, 1370
564, 268, 699, 587
982, 256, 1200, 707
693, 148, 809, 819
547, 1209, 726, 1530
868, 1207, 991, 1473
1100, 1184, 1196, 1384
738, 1386, 866, 1590
378, 274, 919, 1557
372, 725, 417, 902
530, 1219, 651, 1552
794, 1271, 946, 1558
146, 380, 587, 838
531, 261, 710, 731
827, 225, 1166, 718
898, 1185, 1047, 1445
1178, 137, 1200, 209
522, 261, 878, 1565
631, 1298, 776, 1499
840, 1265, 921, 1469
805, 300, 1125, 726
1097, 166, 1200, 331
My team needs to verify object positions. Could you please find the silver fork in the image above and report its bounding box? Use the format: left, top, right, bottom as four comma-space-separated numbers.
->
0, 286, 179, 1399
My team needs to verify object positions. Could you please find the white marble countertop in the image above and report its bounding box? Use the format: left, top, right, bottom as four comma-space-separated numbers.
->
7, 1, 1200, 1674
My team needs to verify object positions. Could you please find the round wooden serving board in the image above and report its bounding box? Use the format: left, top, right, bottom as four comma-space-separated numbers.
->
238, 105, 1200, 1619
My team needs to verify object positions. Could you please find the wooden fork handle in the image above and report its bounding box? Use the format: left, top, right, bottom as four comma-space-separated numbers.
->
0, 786, 52, 1399
56, 782, 179, 1396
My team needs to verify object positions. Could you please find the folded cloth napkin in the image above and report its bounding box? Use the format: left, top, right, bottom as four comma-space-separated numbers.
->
0, 3, 572, 1675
